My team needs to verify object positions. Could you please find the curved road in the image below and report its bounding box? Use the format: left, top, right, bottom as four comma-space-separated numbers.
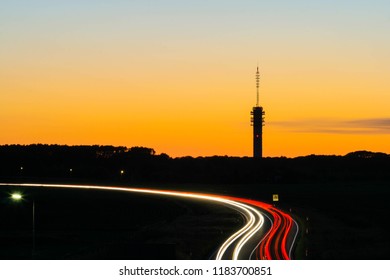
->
0, 183, 298, 260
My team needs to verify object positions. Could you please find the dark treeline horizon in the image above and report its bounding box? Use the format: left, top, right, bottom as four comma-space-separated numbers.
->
0, 144, 389, 184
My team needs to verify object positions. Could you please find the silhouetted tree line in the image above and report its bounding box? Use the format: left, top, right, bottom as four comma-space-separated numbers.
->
0, 144, 389, 184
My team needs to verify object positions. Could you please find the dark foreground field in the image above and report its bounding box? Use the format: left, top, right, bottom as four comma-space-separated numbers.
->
1, 181, 389, 260
1, 146, 389, 259
185, 182, 390, 260
0, 186, 242, 260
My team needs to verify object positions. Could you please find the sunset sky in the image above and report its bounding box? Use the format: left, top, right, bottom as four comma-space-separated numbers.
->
1, 0, 390, 157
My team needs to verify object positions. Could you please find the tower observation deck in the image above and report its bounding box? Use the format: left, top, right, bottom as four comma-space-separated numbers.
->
251, 67, 265, 158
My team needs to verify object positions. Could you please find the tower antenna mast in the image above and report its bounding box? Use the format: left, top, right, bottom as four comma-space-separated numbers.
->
256, 66, 260, 107
251, 65, 265, 158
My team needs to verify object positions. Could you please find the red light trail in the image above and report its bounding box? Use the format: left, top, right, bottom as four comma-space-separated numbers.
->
0, 183, 298, 260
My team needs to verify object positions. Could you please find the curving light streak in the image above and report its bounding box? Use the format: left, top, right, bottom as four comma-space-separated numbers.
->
289, 219, 300, 259
0, 183, 267, 260
225, 196, 299, 260
249, 211, 273, 260
0, 183, 298, 260
214, 202, 256, 260
232, 206, 264, 260
255, 206, 299, 260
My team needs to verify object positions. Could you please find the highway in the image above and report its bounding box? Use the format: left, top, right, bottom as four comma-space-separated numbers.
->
0, 183, 298, 260
222, 196, 299, 260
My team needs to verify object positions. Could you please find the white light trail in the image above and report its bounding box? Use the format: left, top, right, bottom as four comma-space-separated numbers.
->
232, 204, 264, 260
0, 183, 267, 260
289, 219, 300, 259
249, 211, 273, 260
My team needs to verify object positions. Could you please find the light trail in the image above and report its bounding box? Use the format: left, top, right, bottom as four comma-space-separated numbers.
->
1, 183, 267, 260
224, 196, 299, 260
254, 206, 299, 260
231, 205, 264, 260
289, 219, 300, 259
0, 183, 298, 260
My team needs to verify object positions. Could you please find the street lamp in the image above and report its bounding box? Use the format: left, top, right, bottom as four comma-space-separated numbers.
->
10, 192, 35, 258
11, 193, 23, 201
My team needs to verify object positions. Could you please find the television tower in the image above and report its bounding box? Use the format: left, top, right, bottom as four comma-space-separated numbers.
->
251, 66, 265, 158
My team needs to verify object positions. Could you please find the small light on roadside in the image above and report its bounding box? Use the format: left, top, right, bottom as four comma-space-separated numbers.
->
120, 170, 124, 175
20, 167, 24, 170
11, 193, 23, 201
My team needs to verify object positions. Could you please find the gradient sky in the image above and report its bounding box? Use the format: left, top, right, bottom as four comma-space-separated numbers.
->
1, 0, 390, 157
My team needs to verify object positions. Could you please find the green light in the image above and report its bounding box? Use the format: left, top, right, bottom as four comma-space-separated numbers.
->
11, 193, 23, 201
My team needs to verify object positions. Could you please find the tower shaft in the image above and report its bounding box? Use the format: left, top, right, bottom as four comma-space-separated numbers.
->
251, 106, 264, 158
